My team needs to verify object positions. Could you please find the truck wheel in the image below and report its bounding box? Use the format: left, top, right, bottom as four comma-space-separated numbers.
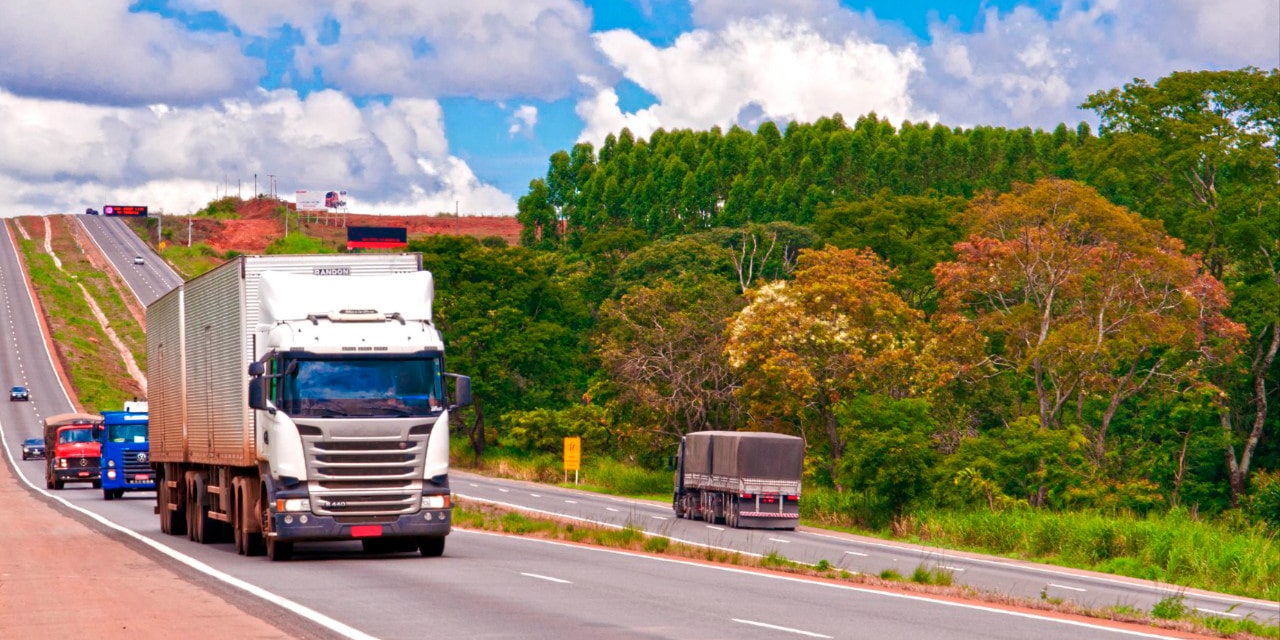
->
417, 536, 445, 557
54, 478, 63, 490
92, 480, 101, 489
104, 489, 114, 501
159, 477, 187, 536
726, 502, 739, 529
190, 474, 220, 544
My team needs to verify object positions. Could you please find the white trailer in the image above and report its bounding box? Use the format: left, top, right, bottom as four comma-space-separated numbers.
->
147, 254, 470, 560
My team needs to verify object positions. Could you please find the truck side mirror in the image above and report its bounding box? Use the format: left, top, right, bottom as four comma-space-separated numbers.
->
446, 374, 471, 409
248, 361, 265, 376
248, 377, 269, 411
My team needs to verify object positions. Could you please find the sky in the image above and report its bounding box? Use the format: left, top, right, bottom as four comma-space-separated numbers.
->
0, 1, 1275, 217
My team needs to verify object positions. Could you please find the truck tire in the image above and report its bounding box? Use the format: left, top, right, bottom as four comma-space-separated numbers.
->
159, 476, 187, 536
104, 489, 114, 500
417, 536, 445, 557
189, 473, 221, 544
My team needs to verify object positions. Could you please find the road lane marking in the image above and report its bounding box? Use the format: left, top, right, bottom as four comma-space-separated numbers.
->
564, 500, 578, 504
1195, 608, 1240, 618
1047, 584, 1087, 592
521, 573, 571, 584
650, 516, 668, 520
768, 538, 790, 544
939, 566, 966, 572
530, 494, 541, 498
844, 551, 868, 557
606, 507, 619, 512
733, 619, 832, 638
706, 525, 724, 531
498, 488, 509, 492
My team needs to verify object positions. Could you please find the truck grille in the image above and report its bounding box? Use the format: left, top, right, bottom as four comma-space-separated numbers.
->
296, 420, 433, 516
122, 450, 151, 482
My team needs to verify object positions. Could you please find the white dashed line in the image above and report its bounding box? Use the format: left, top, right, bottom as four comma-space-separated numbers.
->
733, 619, 831, 638
521, 573, 571, 584
1046, 584, 1087, 592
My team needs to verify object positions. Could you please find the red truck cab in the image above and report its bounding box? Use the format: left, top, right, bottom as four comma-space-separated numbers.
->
43, 413, 103, 490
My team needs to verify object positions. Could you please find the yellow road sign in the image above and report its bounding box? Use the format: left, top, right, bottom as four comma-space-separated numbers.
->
563, 436, 581, 471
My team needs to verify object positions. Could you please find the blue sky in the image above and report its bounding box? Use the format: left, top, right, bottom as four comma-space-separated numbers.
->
0, 1, 1273, 216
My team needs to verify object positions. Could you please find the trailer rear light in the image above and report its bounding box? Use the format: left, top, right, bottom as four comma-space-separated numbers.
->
276, 498, 311, 513
738, 492, 754, 499
785, 495, 799, 501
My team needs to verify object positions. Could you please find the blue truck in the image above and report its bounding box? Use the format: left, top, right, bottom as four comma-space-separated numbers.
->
99, 402, 154, 500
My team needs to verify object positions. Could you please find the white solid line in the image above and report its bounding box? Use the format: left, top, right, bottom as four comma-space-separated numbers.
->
0, 423, 377, 640
1195, 608, 1240, 618
521, 572, 572, 584
767, 538, 790, 544
733, 618, 832, 638
844, 551, 868, 557
1047, 584, 1087, 592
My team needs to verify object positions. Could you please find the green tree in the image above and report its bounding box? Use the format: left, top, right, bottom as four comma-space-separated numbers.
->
725, 247, 946, 484
411, 236, 592, 460
1080, 68, 1280, 505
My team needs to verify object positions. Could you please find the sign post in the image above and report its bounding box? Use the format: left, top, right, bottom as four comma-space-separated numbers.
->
563, 436, 581, 485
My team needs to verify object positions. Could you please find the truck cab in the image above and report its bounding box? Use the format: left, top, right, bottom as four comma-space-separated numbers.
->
43, 413, 104, 490
98, 408, 154, 500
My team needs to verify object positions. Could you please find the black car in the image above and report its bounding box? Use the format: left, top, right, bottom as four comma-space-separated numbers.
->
22, 437, 45, 460
10, 386, 29, 401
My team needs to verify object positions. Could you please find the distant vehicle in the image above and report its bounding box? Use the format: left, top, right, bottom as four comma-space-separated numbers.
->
22, 437, 45, 460
85, 208, 99, 215
43, 413, 103, 490
133, 256, 144, 265
672, 431, 803, 530
10, 386, 29, 401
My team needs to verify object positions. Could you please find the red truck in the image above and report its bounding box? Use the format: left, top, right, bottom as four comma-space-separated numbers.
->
43, 412, 103, 490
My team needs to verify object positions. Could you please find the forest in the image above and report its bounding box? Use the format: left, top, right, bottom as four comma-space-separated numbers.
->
414, 67, 1279, 531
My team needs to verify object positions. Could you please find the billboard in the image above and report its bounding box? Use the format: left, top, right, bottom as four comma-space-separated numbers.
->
296, 189, 348, 211
347, 226, 408, 251
103, 205, 148, 216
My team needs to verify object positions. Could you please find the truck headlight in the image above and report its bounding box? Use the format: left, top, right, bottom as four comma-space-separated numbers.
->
57, 459, 67, 469
107, 470, 117, 480
423, 495, 450, 509
276, 498, 311, 513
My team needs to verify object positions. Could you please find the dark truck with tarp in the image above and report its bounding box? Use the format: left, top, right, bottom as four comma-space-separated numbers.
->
672, 430, 803, 529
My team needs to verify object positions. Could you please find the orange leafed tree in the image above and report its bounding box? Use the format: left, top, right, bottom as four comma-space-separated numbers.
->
933, 179, 1245, 466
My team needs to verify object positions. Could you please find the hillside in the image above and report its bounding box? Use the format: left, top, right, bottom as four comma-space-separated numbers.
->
167, 198, 522, 253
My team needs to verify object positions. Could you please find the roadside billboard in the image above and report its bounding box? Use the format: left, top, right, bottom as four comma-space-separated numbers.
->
103, 205, 148, 216
347, 226, 408, 251
296, 189, 348, 211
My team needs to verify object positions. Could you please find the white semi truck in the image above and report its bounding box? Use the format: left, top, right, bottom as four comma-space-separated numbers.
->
147, 254, 470, 560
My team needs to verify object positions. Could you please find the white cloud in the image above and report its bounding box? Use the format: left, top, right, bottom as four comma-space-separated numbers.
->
0, 89, 516, 217
508, 105, 539, 137
0, 0, 260, 106
176, 0, 609, 101
914, 0, 1280, 129
579, 15, 930, 145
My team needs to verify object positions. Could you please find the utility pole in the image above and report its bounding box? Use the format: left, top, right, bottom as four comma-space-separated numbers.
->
254, 173, 258, 199
188, 215, 193, 247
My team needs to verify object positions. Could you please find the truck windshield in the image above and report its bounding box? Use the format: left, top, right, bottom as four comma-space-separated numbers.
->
279, 355, 445, 418
106, 423, 148, 443
58, 427, 96, 444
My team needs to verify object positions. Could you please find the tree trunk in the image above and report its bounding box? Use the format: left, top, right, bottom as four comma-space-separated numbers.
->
468, 400, 487, 465
1223, 322, 1278, 508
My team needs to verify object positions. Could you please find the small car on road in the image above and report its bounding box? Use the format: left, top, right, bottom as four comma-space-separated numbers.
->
10, 386, 29, 401
22, 437, 45, 460
133, 255, 145, 265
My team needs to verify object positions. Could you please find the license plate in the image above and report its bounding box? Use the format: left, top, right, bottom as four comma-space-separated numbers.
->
134, 474, 151, 481
78, 472, 90, 477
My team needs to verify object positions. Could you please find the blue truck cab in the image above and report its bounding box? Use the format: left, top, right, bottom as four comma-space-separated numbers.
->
98, 403, 154, 499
